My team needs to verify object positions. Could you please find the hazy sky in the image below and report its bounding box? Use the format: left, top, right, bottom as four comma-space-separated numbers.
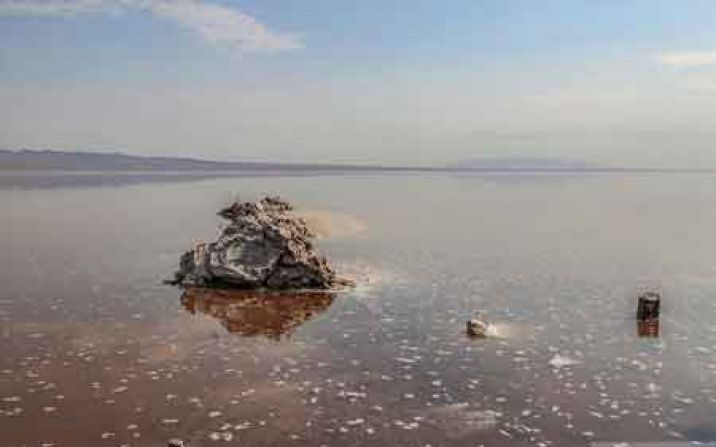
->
2, 0, 716, 167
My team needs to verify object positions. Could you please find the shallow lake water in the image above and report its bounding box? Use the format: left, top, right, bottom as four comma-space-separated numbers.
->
2, 172, 716, 446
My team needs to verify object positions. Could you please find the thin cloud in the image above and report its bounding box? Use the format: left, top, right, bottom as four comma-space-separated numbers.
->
0, 0, 109, 15
0, 0, 303, 53
657, 49, 716, 68
150, 2, 302, 52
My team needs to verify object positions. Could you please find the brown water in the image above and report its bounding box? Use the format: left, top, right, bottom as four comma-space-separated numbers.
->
2, 172, 716, 446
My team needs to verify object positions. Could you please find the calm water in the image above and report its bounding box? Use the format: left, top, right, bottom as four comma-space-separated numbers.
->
2, 172, 716, 446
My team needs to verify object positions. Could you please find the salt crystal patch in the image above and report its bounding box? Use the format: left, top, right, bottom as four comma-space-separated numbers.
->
549, 354, 580, 368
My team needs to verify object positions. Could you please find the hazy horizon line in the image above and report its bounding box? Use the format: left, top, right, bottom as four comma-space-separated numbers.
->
0, 148, 714, 174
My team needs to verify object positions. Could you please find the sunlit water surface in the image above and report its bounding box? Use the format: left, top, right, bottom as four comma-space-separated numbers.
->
2, 172, 716, 446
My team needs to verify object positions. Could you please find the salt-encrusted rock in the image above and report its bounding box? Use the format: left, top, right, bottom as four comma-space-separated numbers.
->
466, 312, 489, 338
171, 196, 344, 289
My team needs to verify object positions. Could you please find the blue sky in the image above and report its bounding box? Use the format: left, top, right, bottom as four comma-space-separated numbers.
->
2, 0, 716, 166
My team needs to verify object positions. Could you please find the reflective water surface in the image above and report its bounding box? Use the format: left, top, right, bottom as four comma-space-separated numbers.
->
2, 172, 716, 446
180, 288, 336, 340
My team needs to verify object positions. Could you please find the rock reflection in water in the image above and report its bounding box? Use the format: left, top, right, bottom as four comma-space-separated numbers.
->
637, 319, 660, 337
180, 287, 335, 339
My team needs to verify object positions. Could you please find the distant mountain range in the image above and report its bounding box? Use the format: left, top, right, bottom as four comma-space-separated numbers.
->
448, 157, 598, 171
0, 149, 410, 172
0, 149, 707, 173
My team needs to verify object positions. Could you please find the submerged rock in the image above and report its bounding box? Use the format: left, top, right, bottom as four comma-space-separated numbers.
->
171, 196, 347, 289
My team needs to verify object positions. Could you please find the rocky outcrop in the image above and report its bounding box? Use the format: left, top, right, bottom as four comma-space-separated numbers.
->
171, 196, 346, 289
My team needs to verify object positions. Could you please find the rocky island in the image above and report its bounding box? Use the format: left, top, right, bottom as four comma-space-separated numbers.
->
171, 196, 348, 290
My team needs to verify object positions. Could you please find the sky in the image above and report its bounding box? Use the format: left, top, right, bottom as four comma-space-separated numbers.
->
2, 0, 716, 167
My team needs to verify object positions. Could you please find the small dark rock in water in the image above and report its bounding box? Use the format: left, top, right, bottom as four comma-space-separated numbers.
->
636, 291, 660, 321
167, 439, 186, 447
171, 196, 349, 290
466, 312, 489, 337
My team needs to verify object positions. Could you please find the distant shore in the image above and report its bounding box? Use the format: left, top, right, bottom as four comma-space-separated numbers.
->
2, 149, 713, 174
